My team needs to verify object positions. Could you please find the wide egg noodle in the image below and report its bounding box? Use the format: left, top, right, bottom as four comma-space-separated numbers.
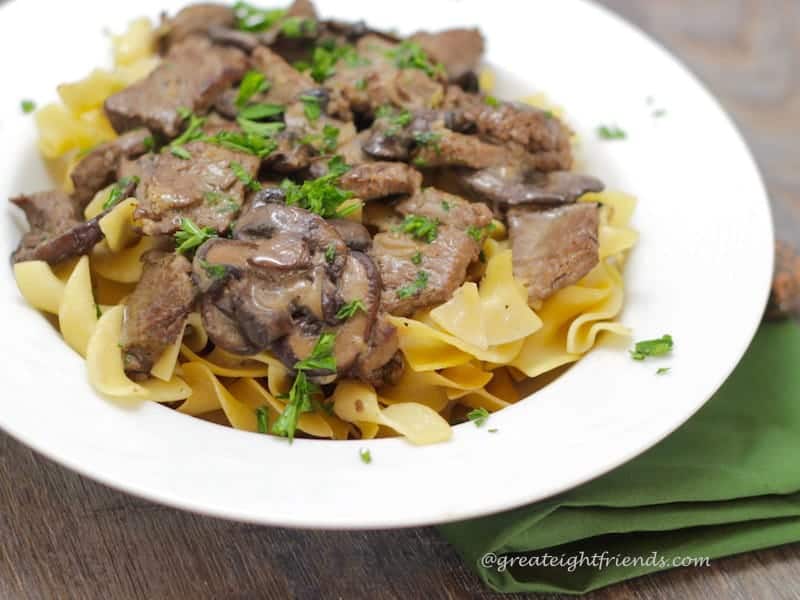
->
13, 261, 65, 314
99, 198, 139, 252
90, 236, 157, 283
58, 255, 98, 357
86, 305, 190, 401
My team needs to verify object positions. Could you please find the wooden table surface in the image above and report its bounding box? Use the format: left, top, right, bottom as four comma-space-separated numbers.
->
3, 1, 799, 598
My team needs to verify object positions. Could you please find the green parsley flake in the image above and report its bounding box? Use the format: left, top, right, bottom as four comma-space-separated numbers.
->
411, 251, 423, 266
467, 407, 490, 427
597, 124, 627, 140
653, 109, 667, 118
466, 222, 495, 243
281, 157, 355, 218
204, 130, 277, 158
230, 161, 261, 191
233, 2, 286, 32
237, 117, 286, 137
656, 367, 671, 375
174, 218, 217, 254
484, 95, 499, 108
170, 146, 192, 160
271, 371, 317, 441
398, 214, 439, 242
238, 102, 284, 120
281, 16, 316, 38
142, 136, 156, 152
413, 131, 442, 153
354, 77, 367, 91
441, 200, 451, 212
20, 99, 36, 114
294, 332, 337, 373
255, 406, 269, 433
396, 270, 429, 299
168, 110, 206, 158
102, 175, 140, 210
488, 428, 499, 433
387, 41, 445, 79
630, 334, 674, 361
336, 299, 367, 320
300, 94, 322, 122
325, 242, 337, 264
236, 70, 269, 108
198, 259, 227, 280
302, 41, 369, 83
359, 448, 372, 464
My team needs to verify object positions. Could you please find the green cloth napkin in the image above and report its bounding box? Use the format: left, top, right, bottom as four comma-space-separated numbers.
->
439, 321, 800, 594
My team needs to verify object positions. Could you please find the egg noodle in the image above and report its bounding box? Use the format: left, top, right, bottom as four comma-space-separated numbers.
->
14, 19, 638, 444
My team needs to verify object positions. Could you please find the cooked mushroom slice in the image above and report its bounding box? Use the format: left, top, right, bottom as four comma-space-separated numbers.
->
350, 315, 403, 386
460, 167, 604, 207
507, 203, 600, 303
327, 219, 371, 251
70, 128, 151, 210
120, 251, 197, 377
11, 191, 103, 264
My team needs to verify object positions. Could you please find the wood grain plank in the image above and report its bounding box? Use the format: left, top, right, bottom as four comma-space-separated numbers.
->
2, 1, 800, 599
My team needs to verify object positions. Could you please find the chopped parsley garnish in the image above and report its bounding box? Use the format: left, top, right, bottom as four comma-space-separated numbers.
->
20, 99, 36, 114
293, 332, 337, 373
230, 161, 261, 191
324, 242, 337, 264
484, 95, 499, 108
488, 428, 499, 433
467, 222, 496, 243
95, 303, 102, 319
204, 191, 239, 212
354, 77, 367, 90
236, 116, 286, 137
168, 109, 206, 159
302, 40, 369, 83
396, 270, 429, 299
302, 124, 340, 153
359, 448, 372, 464
174, 218, 217, 254
335, 299, 367, 320
597, 124, 627, 140
204, 130, 277, 158
412, 157, 428, 168
413, 131, 442, 153
142, 135, 156, 152
271, 371, 317, 441
272, 333, 337, 442
102, 175, 140, 210
281, 16, 316, 38
238, 102, 284, 120
300, 94, 322, 121
653, 109, 667, 118
397, 214, 439, 242
656, 367, 671, 375
441, 200, 451, 212
281, 157, 355, 218
411, 250, 423, 265
467, 407, 490, 427
198, 259, 227, 280
543, 110, 554, 120
630, 334, 674, 361
233, 2, 286, 32
386, 41, 445, 79
255, 406, 269, 433
236, 70, 269, 108
379, 108, 412, 137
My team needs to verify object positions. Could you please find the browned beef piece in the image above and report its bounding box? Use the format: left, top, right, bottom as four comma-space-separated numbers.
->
409, 28, 484, 81
339, 162, 422, 200
160, 4, 235, 50
395, 187, 493, 230
104, 37, 247, 138
459, 167, 604, 208
766, 241, 800, 320
507, 203, 600, 303
120, 141, 259, 235
412, 130, 512, 170
70, 128, 151, 210
250, 46, 316, 105
326, 35, 445, 116
350, 315, 403, 386
120, 251, 197, 376
370, 227, 480, 316
11, 191, 103, 264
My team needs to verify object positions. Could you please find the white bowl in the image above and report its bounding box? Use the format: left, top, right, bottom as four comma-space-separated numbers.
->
0, 0, 773, 528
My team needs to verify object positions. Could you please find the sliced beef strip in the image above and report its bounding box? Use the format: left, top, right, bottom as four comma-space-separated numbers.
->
338, 162, 422, 200
350, 315, 403, 387
459, 167, 604, 208
507, 203, 600, 303
122, 141, 259, 235
370, 227, 480, 316
412, 129, 512, 170
104, 36, 247, 138
159, 4, 235, 50
395, 187, 493, 230
70, 128, 151, 210
11, 190, 103, 264
409, 28, 485, 81
249, 46, 317, 105
120, 251, 197, 376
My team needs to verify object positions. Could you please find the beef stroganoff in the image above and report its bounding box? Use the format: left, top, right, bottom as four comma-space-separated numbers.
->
11, 1, 637, 444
